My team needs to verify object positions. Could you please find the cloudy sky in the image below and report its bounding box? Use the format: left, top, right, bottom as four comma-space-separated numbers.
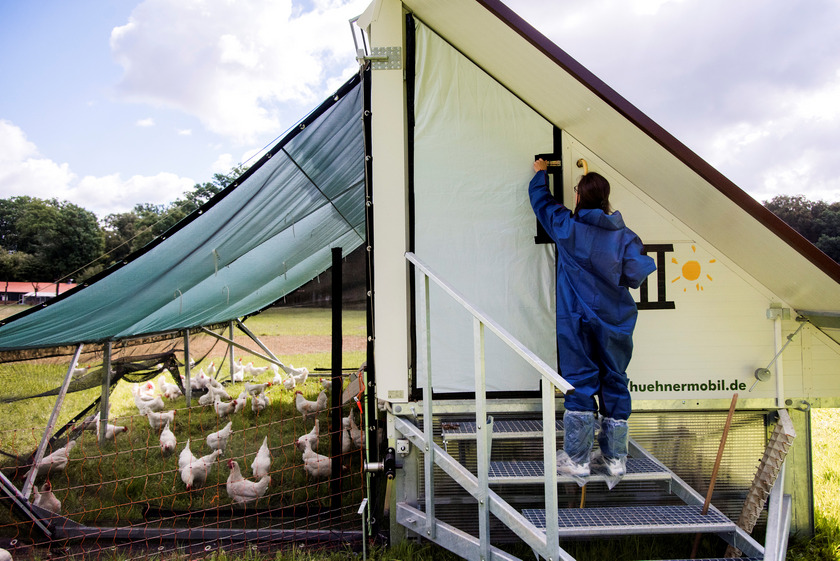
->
1, 0, 839, 219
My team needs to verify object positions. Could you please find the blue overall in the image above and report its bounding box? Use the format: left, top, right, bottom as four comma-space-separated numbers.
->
529, 170, 655, 421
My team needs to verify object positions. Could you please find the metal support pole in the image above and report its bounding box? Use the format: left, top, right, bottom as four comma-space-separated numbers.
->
229, 320, 236, 383
183, 332, 192, 407
235, 319, 286, 368
331, 247, 343, 513
542, 379, 559, 561
99, 342, 113, 446
22, 344, 83, 499
474, 318, 491, 561
422, 273, 436, 540
773, 315, 785, 409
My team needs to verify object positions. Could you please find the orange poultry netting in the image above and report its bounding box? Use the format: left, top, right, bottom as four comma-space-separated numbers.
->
0, 324, 370, 559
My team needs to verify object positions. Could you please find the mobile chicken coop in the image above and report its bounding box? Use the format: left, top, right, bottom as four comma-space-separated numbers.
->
0, 1, 838, 561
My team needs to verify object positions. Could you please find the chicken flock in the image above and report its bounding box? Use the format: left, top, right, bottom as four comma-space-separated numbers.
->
25, 358, 367, 513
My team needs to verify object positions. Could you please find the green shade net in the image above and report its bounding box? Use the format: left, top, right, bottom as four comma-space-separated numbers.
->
0, 75, 364, 353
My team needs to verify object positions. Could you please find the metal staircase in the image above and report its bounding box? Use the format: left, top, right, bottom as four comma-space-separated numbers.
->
394, 252, 789, 561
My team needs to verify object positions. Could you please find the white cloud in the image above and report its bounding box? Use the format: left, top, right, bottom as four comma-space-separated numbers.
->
211, 153, 235, 174
505, 0, 840, 202
75, 172, 195, 216
110, 0, 369, 143
136, 117, 155, 127
0, 120, 195, 217
0, 119, 77, 202
177, 129, 192, 136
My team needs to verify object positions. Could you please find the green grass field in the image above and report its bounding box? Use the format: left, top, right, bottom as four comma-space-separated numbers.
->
0, 305, 837, 560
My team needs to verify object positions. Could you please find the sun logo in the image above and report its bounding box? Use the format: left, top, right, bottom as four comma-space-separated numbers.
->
671, 245, 716, 292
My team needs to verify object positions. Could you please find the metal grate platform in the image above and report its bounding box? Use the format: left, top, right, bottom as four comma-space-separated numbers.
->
522, 505, 736, 537
441, 418, 562, 440
489, 457, 671, 485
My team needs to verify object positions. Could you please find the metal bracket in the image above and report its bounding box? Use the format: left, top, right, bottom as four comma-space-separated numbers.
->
366, 46, 401, 70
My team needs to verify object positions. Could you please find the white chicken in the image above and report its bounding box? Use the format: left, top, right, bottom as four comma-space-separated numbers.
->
251, 436, 271, 479
226, 459, 270, 505
244, 381, 271, 396
179, 447, 222, 490
158, 375, 183, 400
294, 390, 327, 420
281, 363, 310, 384
27, 440, 77, 480
244, 362, 270, 378
206, 375, 223, 389
206, 421, 233, 452
198, 384, 230, 406
159, 421, 177, 454
214, 397, 238, 419
320, 378, 332, 391
178, 439, 195, 470
300, 439, 331, 479
348, 412, 364, 449
232, 359, 245, 382
233, 391, 249, 414
0, 547, 10, 561
342, 417, 354, 454
31, 480, 61, 514
147, 409, 176, 432
272, 369, 284, 387
282, 374, 296, 390
198, 391, 216, 407
72, 365, 89, 377
206, 361, 218, 379
132, 383, 164, 415
182, 370, 209, 391
295, 419, 320, 453
96, 416, 128, 442
251, 391, 269, 414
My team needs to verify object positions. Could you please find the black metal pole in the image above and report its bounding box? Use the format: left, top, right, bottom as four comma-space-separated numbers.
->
330, 247, 343, 513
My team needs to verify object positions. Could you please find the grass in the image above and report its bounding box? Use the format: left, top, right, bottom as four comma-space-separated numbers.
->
0, 306, 368, 543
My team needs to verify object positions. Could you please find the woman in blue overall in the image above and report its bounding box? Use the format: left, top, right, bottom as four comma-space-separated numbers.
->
529, 159, 655, 487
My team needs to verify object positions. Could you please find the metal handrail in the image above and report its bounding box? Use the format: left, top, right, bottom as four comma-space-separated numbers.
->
407, 251, 574, 561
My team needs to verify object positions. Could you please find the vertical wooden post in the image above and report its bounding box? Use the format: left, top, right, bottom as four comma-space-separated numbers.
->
330, 247, 343, 512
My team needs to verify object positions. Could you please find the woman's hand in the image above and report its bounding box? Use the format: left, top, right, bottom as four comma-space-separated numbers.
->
533, 158, 548, 172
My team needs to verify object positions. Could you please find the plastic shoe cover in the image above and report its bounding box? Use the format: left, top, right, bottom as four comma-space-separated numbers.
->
556, 450, 589, 487
590, 449, 625, 490
597, 417, 629, 460
563, 410, 596, 465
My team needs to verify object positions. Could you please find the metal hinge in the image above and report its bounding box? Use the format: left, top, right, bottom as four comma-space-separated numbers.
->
364, 46, 402, 70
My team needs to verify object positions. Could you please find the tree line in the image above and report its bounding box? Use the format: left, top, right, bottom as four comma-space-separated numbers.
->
0, 184, 837, 286
0, 167, 244, 284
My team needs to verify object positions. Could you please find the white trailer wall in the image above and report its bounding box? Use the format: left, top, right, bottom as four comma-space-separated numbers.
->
413, 20, 555, 393
411, 17, 840, 401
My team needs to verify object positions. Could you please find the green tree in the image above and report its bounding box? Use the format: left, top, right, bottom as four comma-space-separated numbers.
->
15, 199, 104, 282
100, 166, 245, 265
764, 194, 840, 263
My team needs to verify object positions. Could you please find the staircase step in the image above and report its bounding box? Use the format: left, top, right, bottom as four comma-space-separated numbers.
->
522, 505, 735, 537
489, 457, 671, 485
441, 418, 562, 440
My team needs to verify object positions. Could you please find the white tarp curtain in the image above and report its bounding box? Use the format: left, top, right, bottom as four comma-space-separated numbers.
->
413, 20, 557, 393
0, 77, 364, 351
